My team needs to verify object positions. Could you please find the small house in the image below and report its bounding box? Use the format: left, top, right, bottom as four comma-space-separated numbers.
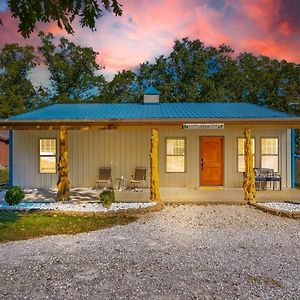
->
0, 87, 299, 201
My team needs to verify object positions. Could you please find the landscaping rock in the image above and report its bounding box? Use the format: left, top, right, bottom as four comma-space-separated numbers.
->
0, 205, 299, 299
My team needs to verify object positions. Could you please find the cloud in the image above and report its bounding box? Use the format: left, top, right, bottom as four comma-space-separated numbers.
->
0, 0, 299, 83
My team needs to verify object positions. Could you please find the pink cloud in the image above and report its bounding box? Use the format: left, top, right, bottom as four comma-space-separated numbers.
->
0, 0, 299, 81
193, 5, 230, 46
278, 20, 294, 36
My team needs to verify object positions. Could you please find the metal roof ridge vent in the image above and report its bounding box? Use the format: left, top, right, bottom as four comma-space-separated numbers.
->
143, 86, 160, 104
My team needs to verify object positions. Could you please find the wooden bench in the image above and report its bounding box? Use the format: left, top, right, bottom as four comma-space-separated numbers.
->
254, 168, 281, 191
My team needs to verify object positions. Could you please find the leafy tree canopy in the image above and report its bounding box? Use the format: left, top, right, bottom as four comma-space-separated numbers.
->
0, 43, 43, 118
99, 37, 299, 114
1, 0, 123, 37
38, 31, 105, 102
96, 70, 138, 103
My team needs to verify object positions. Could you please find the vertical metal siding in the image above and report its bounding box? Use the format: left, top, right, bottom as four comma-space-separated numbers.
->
9, 130, 13, 186
68, 129, 151, 188
13, 128, 289, 189
286, 129, 292, 188
13, 130, 59, 188
291, 129, 295, 188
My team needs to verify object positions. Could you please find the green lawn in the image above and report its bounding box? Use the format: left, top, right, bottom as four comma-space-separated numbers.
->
0, 168, 8, 184
0, 211, 137, 243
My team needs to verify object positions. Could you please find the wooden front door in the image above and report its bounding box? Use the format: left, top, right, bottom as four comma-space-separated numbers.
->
200, 137, 224, 186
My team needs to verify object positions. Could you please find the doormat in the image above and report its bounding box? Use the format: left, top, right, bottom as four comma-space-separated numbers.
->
199, 186, 224, 190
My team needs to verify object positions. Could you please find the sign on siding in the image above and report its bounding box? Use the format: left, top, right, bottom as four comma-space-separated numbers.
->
182, 123, 224, 130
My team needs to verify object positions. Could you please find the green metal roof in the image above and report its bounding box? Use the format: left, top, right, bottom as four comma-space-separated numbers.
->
8, 102, 296, 121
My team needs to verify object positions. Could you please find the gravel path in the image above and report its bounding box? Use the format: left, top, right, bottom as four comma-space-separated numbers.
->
0, 205, 299, 300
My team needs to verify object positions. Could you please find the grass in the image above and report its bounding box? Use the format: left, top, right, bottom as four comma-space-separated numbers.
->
0, 168, 8, 184
0, 211, 138, 243
247, 275, 283, 288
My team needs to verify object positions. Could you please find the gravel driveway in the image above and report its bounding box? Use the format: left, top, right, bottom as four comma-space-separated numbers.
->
0, 205, 299, 300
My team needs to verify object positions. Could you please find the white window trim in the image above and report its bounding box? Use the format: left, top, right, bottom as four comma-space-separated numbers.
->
261, 137, 279, 172
39, 138, 57, 174
165, 137, 186, 173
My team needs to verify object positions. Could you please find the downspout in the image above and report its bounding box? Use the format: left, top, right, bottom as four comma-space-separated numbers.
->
9, 130, 13, 186
291, 129, 295, 188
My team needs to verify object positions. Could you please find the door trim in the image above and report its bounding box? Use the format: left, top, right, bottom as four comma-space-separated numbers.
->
199, 136, 224, 186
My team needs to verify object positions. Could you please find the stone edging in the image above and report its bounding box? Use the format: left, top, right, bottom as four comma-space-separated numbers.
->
251, 203, 300, 219
0, 202, 164, 217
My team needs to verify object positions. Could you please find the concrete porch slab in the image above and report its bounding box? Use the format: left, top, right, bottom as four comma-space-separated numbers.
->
161, 188, 300, 204
1, 187, 300, 204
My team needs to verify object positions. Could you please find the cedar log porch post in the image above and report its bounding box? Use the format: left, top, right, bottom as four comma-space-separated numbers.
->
57, 128, 70, 201
243, 128, 256, 204
150, 128, 161, 202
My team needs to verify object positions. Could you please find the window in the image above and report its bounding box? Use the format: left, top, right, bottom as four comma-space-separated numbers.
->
261, 138, 279, 172
166, 138, 186, 172
238, 138, 255, 172
39, 139, 57, 173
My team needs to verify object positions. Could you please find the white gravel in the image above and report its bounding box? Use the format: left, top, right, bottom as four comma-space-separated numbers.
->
0, 202, 155, 212
259, 202, 300, 212
0, 205, 299, 299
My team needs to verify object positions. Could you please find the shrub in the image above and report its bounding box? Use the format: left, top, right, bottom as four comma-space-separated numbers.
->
99, 188, 115, 208
0, 167, 9, 184
5, 186, 25, 206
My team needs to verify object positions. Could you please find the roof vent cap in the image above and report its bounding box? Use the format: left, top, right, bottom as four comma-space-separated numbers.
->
143, 86, 160, 104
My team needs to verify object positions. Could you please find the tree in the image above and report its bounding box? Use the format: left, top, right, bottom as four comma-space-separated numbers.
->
1, 0, 123, 38
237, 53, 300, 112
38, 31, 104, 102
96, 70, 139, 103
136, 39, 208, 102
135, 38, 240, 103
0, 43, 40, 118
120, 37, 300, 112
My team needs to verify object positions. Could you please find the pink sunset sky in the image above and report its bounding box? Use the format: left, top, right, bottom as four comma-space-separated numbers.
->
0, 0, 300, 84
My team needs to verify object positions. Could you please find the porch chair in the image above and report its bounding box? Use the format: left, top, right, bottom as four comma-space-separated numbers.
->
96, 167, 112, 189
130, 167, 147, 191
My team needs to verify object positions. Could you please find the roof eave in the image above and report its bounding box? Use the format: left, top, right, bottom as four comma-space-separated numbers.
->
1, 118, 300, 129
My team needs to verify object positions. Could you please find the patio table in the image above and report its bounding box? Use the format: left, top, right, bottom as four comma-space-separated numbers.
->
116, 177, 127, 191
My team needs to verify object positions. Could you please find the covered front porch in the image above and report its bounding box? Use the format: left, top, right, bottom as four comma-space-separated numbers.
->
1, 187, 300, 204
2, 103, 300, 204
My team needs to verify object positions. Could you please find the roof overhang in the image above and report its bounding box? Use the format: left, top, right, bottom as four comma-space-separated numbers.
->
0, 118, 300, 130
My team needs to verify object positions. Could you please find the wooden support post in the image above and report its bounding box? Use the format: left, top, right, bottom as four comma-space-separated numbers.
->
150, 128, 161, 202
57, 128, 70, 201
243, 128, 256, 204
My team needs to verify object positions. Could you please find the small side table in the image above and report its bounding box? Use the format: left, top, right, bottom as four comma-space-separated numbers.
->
116, 177, 126, 191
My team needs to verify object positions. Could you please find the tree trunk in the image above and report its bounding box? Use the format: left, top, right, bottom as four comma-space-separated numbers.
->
243, 128, 256, 203
150, 128, 160, 202
57, 128, 70, 201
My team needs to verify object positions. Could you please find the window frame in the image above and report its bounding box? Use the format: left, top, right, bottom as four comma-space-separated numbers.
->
165, 137, 187, 173
237, 137, 256, 173
260, 137, 280, 172
39, 138, 57, 174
